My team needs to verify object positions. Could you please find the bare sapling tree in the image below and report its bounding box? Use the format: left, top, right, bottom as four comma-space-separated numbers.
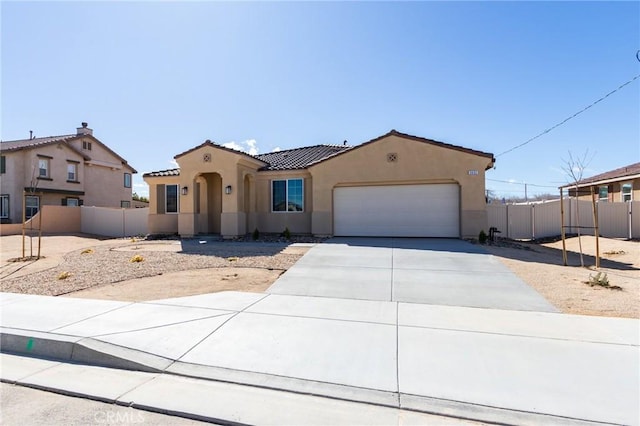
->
23, 162, 41, 259
561, 150, 594, 267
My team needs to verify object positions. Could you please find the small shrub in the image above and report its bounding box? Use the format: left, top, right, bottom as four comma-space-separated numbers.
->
252, 228, 260, 240
282, 227, 291, 240
57, 271, 72, 280
130, 254, 144, 263
586, 272, 622, 290
81, 248, 94, 255
478, 230, 488, 244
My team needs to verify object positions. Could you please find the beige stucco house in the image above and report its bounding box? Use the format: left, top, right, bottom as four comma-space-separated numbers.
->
560, 162, 639, 203
143, 130, 495, 239
0, 123, 137, 223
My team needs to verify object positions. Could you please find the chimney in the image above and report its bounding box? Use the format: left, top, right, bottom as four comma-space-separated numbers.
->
76, 122, 93, 136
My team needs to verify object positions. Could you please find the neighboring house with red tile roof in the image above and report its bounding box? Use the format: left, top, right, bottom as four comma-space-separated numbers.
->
0, 123, 137, 223
143, 129, 495, 238
560, 162, 640, 202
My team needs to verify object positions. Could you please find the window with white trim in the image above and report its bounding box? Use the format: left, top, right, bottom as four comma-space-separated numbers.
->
0, 195, 9, 219
166, 184, 179, 213
25, 195, 39, 219
67, 163, 78, 182
621, 182, 632, 202
124, 173, 132, 188
121, 200, 131, 208
66, 198, 79, 207
38, 158, 50, 178
272, 179, 304, 212
598, 185, 608, 202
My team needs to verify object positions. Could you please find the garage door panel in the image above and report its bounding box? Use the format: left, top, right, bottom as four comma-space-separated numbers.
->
334, 185, 459, 237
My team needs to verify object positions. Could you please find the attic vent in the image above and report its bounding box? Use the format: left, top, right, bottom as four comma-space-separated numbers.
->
387, 153, 398, 163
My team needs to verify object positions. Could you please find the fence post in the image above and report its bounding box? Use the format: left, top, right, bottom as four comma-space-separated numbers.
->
560, 189, 567, 266
591, 186, 599, 268
506, 204, 510, 239
531, 204, 535, 240
629, 201, 633, 240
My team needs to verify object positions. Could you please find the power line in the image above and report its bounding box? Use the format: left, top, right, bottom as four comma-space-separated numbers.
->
497, 72, 640, 157
486, 178, 557, 188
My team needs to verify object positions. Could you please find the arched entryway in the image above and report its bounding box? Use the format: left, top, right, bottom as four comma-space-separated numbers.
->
194, 172, 222, 234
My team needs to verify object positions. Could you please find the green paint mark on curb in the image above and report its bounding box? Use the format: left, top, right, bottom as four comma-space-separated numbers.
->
26, 338, 34, 351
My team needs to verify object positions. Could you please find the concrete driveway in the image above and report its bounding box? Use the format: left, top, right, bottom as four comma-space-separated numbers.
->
268, 237, 557, 312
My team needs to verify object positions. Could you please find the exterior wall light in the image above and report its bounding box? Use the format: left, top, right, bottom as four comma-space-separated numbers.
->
181, 186, 188, 195
225, 185, 232, 195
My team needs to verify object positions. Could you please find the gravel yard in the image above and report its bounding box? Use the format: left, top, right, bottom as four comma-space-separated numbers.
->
0, 238, 307, 297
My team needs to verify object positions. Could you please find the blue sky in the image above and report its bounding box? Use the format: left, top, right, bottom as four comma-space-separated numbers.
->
2, 1, 638, 199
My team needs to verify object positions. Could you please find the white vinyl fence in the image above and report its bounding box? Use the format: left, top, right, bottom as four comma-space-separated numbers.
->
487, 199, 639, 240
81, 206, 149, 237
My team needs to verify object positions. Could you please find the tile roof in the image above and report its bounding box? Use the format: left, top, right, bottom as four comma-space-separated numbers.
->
1, 134, 77, 152
143, 168, 181, 177
560, 162, 640, 188
255, 145, 352, 170
1, 133, 137, 173
143, 129, 495, 176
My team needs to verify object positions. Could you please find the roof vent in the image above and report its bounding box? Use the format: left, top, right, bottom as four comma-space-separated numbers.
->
77, 122, 93, 136
343, 140, 347, 146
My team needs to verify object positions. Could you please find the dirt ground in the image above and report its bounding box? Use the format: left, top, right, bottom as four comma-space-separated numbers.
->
484, 236, 639, 318
67, 267, 283, 302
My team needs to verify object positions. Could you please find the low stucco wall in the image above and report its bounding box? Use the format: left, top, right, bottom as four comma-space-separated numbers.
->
0, 223, 23, 236
147, 213, 179, 235
0, 205, 81, 236
1, 206, 148, 238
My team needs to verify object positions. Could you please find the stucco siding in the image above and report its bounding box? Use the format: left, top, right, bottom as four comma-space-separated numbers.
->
1, 151, 25, 222
309, 134, 491, 238
573, 177, 640, 203
254, 172, 312, 234
83, 163, 132, 208
22, 145, 86, 193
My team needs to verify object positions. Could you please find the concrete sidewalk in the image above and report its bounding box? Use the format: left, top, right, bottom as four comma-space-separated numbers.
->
268, 238, 557, 312
1, 291, 638, 425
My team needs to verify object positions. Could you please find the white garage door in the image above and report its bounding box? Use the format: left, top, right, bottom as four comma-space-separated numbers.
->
333, 184, 460, 237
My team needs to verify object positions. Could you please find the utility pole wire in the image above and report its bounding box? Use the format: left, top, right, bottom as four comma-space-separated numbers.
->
497, 73, 640, 157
